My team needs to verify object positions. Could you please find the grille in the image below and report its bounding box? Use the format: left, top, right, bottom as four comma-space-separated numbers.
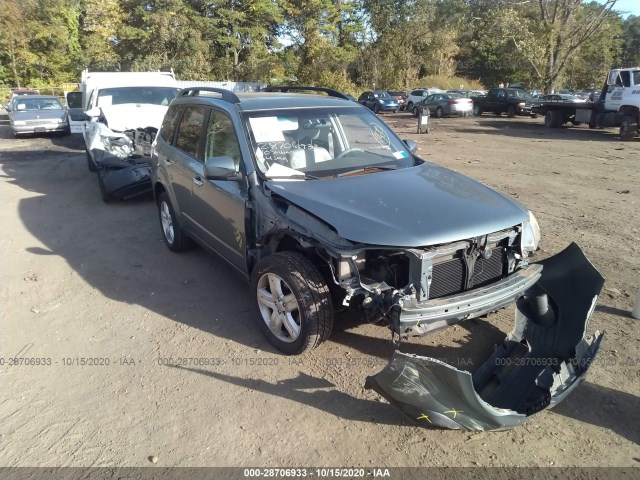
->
429, 247, 505, 299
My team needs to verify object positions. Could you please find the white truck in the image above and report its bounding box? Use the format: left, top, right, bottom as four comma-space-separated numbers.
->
532, 67, 640, 141
78, 70, 179, 201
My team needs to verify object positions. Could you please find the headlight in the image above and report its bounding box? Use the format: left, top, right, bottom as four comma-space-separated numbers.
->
12, 120, 26, 126
521, 211, 541, 255
518, 102, 526, 107
378, 99, 385, 104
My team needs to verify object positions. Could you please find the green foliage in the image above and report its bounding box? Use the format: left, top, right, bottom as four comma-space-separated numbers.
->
0, 0, 630, 92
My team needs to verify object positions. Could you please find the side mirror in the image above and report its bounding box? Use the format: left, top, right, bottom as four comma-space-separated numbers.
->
85, 107, 101, 117
204, 156, 240, 181
403, 139, 418, 154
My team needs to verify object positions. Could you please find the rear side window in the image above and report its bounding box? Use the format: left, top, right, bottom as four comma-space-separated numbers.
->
175, 106, 207, 159
159, 104, 184, 143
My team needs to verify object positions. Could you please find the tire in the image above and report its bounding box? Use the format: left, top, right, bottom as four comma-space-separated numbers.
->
373, 103, 380, 114
86, 148, 97, 172
620, 116, 638, 141
97, 169, 114, 203
570, 120, 582, 126
544, 110, 562, 128
407, 101, 414, 110
157, 192, 193, 252
435, 107, 444, 119
507, 105, 516, 118
473, 104, 482, 116
250, 252, 334, 355
494, 111, 502, 117
412, 106, 420, 117
531, 113, 539, 119
392, 109, 397, 114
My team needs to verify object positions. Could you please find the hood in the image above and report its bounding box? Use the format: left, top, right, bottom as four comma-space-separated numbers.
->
267, 163, 528, 247
100, 104, 169, 132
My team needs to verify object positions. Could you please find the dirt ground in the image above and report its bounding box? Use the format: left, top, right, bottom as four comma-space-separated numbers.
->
0, 108, 639, 473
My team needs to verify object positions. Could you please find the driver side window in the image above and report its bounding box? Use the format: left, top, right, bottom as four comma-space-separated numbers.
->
205, 110, 241, 170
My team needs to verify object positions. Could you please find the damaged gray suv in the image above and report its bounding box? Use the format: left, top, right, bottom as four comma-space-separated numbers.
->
151, 86, 605, 431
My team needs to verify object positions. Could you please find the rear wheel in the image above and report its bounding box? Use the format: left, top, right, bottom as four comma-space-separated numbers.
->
620, 116, 638, 141
251, 252, 334, 355
507, 105, 516, 118
544, 110, 562, 128
435, 107, 444, 118
157, 192, 194, 252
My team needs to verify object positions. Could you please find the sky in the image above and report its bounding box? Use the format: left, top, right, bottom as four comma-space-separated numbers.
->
607, 0, 640, 17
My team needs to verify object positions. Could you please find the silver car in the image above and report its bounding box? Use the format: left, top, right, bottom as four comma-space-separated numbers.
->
9, 95, 70, 137
414, 93, 473, 118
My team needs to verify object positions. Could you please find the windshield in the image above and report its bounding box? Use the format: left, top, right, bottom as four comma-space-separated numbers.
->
507, 89, 529, 99
14, 98, 63, 111
97, 87, 178, 107
374, 91, 392, 99
244, 107, 416, 178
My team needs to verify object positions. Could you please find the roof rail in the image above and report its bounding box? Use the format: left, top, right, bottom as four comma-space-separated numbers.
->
178, 87, 240, 104
261, 86, 350, 100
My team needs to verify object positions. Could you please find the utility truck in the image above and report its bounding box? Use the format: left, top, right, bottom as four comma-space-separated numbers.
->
77, 70, 179, 201
532, 67, 640, 141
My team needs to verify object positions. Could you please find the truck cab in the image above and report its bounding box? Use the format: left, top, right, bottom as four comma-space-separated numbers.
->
603, 68, 640, 140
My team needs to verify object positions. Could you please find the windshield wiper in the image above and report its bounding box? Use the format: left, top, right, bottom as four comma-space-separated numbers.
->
266, 173, 320, 180
334, 165, 399, 177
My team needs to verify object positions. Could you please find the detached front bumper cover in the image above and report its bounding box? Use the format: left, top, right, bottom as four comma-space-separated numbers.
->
366, 243, 605, 431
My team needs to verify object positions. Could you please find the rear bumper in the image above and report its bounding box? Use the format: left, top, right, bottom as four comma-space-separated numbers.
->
398, 265, 542, 335
12, 123, 68, 134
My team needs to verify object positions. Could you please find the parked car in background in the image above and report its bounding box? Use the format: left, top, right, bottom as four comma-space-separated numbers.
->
81, 69, 179, 202
446, 89, 484, 99
414, 92, 473, 118
5, 89, 41, 111
357, 90, 399, 113
472, 87, 536, 118
406, 87, 444, 110
387, 90, 408, 110
9, 95, 70, 137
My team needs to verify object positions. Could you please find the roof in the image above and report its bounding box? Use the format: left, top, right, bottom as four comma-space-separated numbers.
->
174, 91, 357, 111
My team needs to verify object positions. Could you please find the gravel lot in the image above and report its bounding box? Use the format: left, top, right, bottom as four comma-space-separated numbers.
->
1, 108, 638, 472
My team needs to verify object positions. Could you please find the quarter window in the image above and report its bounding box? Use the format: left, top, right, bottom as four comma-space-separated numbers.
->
159, 104, 184, 143
175, 106, 206, 159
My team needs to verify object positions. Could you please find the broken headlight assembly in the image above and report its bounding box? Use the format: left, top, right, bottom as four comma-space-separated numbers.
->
520, 210, 540, 255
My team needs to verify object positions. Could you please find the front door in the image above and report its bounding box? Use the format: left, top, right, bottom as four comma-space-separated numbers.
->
188, 109, 248, 271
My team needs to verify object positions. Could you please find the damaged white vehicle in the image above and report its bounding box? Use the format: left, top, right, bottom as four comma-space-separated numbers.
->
81, 70, 179, 202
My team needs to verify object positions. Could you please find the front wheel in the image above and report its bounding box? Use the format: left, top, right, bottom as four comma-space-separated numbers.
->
473, 104, 482, 116
507, 105, 516, 118
251, 252, 334, 355
373, 103, 380, 114
435, 107, 444, 118
620, 116, 638, 141
412, 106, 420, 117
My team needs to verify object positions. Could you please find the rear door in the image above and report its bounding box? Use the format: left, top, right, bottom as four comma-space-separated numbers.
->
187, 108, 248, 271
169, 105, 208, 226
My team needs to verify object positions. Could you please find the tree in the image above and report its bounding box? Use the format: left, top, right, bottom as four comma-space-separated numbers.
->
0, 0, 33, 86
621, 15, 640, 67
79, 0, 123, 70
511, 0, 619, 92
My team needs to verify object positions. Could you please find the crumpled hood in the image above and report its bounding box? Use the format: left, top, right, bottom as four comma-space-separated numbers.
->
267, 163, 528, 247
100, 104, 168, 132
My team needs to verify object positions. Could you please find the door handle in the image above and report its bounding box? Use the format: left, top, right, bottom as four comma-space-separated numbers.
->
193, 176, 203, 186
163, 159, 172, 166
